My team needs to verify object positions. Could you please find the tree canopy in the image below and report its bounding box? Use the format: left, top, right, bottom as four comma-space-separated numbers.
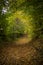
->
0, 0, 43, 41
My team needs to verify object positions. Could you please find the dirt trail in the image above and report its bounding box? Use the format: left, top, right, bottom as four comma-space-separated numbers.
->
14, 37, 31, 45
0, 37, 43, 65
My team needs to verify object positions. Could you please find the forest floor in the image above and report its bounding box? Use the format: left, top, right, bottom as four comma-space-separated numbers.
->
0, 37, 43, 65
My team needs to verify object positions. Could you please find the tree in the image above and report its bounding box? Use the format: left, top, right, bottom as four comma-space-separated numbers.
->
0, 0, 8, 41
0, 0, 43, 41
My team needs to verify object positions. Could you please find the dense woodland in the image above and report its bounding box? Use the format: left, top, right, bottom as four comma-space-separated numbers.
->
0, 0, 43, 42
0, 0, 43, 65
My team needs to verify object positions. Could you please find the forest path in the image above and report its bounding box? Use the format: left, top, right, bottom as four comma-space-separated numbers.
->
0, 37, 43, 65
13, 36, 31, 45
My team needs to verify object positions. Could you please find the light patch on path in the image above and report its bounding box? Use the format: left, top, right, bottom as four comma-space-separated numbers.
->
14, 37, 31, 45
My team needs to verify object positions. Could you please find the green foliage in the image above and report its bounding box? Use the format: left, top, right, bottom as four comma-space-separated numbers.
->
0, 0, 43, 41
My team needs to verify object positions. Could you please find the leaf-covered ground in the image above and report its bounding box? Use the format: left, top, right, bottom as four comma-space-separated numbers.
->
0, 37, 43, 65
